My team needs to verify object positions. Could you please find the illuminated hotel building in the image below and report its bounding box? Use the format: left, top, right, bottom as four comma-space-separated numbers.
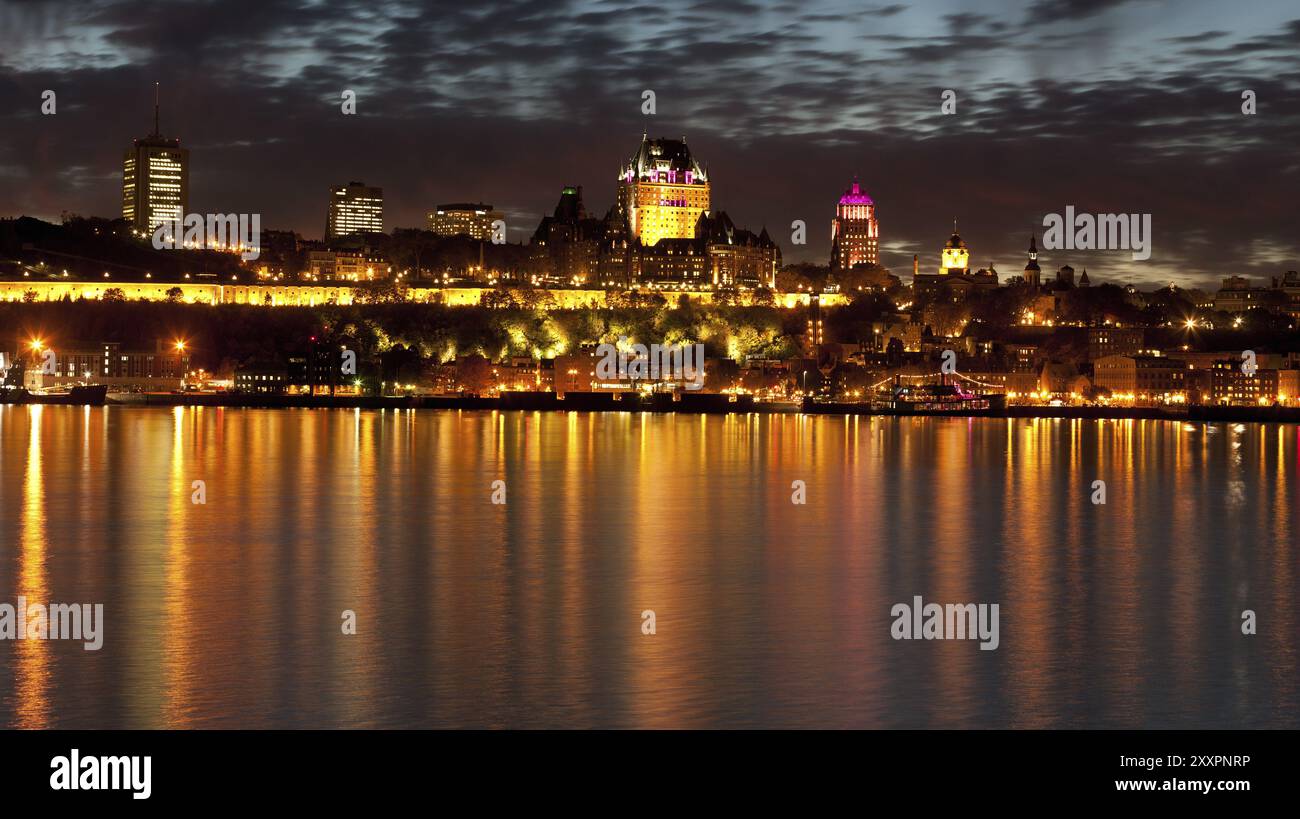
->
327, 182, 384, 238
617, 135, 710, 247
428, 203, 504, 241
829, 179, 879, 270
122, 86, 189, 234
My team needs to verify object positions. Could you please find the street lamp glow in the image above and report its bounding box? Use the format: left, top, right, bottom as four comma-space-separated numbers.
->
174, 340, 187, 353
29, 339, 44, 352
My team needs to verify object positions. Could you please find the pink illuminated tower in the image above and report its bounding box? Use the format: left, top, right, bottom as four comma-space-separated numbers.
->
830, 178, 879, 271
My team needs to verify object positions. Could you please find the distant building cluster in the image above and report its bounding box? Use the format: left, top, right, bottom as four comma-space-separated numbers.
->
3, 86, 1298, 411
528, 136, 780, 290
112, 113, 783, 291
1213, 272, 1300, 320
912, 225, 1000, 304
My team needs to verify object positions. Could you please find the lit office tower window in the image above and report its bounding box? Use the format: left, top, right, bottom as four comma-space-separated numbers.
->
327, 182, 384, 238
123, 84, 189, 235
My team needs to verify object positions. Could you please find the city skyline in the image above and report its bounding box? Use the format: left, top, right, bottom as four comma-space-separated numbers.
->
1, 0, 1298, 289
3, 0, 1300, 778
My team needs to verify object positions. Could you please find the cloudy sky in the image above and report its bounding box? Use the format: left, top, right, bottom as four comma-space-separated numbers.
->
1, 0, 1297, 288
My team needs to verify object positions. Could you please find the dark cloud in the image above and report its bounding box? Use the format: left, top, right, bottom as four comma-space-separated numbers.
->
1163, 30, 1229, 44
1024, 0, 1154, 24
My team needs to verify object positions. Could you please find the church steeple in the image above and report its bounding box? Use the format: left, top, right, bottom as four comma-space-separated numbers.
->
1023, 233, 1042, 287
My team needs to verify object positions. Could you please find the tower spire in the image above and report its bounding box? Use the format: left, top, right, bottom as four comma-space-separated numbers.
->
153, 82, 160, 136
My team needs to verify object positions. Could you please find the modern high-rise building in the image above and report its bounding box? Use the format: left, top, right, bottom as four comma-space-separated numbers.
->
327, 182, 384, 238
616, 135, 710, 247
829, 179, 879, 271
122, 84, 189, 234
428, 203, 503, 241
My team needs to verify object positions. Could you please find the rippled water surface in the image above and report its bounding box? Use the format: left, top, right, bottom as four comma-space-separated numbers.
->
0, 406, 1295, 728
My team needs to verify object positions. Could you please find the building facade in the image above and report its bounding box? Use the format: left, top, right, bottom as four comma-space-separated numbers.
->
327, 182, 384, 238
632, 212, 780, 289
122, 89, 189, 233
616, 135, 710, 247
913, 226, 998, 304
1088, 327, 1145, 360
830, 180, 879, 271
1093, 354, 1188, 402
428, 203, 504, 241
530, 187, 604, 285
1208, 360, 1280, 405
1275, 271, 1300, 319
18, 340, 190, 391
532, 145, 778, 290
305, 249, 389, 282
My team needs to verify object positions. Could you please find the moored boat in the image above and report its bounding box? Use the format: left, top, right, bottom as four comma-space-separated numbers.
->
4, 385, 110, 406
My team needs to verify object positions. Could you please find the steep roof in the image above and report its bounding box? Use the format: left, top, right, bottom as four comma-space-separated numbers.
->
620, 135, 707, 182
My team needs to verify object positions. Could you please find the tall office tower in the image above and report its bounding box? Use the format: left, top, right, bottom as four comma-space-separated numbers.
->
616, 135, 710, 246
123, 84, 189, 234
829, 179, 879, 271
327, 182, 384, 238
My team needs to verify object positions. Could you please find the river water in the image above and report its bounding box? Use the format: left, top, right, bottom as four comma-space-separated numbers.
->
0, 406, 1294, 728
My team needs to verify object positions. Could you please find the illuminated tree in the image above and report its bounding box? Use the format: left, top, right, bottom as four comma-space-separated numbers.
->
456, 354, 492, 395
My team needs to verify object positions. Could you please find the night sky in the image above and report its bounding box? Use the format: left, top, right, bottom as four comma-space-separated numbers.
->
1, 0, 1297, 289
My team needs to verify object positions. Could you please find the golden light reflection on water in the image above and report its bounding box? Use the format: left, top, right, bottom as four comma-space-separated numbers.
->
0, 407, 1296, 728
16, 406, 50, 728
161, 406, 195, 727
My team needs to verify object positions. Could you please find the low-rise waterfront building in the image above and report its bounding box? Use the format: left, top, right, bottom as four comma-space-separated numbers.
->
1093, 354, 1188, 403
1208, 360, 1281, 405
15, 340, 190, 391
